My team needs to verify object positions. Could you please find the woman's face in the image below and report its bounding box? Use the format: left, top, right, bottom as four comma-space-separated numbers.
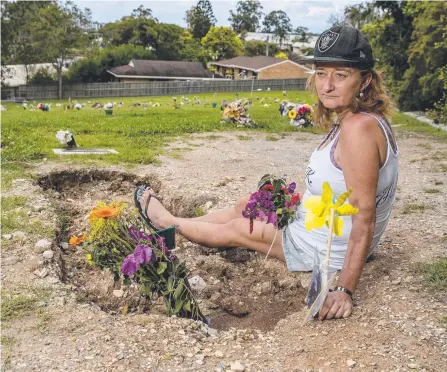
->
314, 64, 363, 112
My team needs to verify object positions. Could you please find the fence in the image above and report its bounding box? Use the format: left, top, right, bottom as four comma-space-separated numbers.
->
1, 78, 307, 100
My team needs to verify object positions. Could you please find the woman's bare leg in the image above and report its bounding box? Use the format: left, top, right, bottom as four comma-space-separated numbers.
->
191, 194, 251, 224
140, 190, 285, 261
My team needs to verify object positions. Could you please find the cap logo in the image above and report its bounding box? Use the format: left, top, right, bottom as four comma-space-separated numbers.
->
318, 30, 339, 53
360, 51, 366, 58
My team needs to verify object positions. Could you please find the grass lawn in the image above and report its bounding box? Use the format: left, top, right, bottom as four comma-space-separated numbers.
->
1, 90, 445, 169
1, 91, 320, 165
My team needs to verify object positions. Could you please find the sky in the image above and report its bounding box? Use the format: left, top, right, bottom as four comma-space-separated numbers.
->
72, 0, 364, 34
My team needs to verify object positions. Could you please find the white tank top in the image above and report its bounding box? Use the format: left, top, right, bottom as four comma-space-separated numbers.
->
287, 112, 399, 269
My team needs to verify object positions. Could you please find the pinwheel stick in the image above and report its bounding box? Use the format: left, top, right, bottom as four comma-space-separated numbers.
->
325, 208, 336, 272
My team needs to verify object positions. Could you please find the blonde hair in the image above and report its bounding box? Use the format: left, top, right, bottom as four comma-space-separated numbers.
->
307, 68, 395, 130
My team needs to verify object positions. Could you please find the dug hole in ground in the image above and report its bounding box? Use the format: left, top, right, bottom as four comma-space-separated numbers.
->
1, 131, 446, 371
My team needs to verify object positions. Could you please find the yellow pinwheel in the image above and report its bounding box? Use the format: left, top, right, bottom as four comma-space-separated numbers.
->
304, 182, 359, 236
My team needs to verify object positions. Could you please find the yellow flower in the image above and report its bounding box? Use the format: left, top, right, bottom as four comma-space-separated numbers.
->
288, 110, 297, 119
304, 182, 359, 236
86, 253, 94, 267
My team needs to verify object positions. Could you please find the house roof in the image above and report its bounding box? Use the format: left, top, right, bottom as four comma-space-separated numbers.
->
211, 56, 286, 71
107, 60, 213, 79
211, 56, 311, 73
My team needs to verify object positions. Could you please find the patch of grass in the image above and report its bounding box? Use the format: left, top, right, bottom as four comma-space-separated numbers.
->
168, 152, 183, 159
402, 203, 427, 214
1, 287, 51, 323
203, 134, 223, 140
1, 209, 28, 234
440, 314, 447, 324
416, 143, 433, 150
433, 180, 444, 185
414, 258, 447, 291
1, 294, 37, 322
392, 113, 447, 140
1, 335, 15, 368
439, 164, 447, 172
424, 188, 441, 194
194, 206, 205, 217
236, 135, 253, 141
265, 135, 279, 141
440, 236, 447, 243
34, 308, 53, 333
1, 196, 28, 211
1, 162, 33, 189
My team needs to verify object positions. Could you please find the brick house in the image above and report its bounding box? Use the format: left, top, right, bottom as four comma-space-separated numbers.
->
107, 60, 222, 82
210, 56, 312, 80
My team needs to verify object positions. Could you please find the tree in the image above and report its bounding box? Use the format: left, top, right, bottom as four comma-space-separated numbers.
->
244, 40, 279, 57
99, 17, 158, 49
31, 1, 91, 98
1, 1, 52, 82
68, 44, 154, 83
229, 1, 263, 33
131, 5, 156, 20
327, 13, 346, 27
344, 2, 378, 30
362, 1, 413, 107
292, 26, 310, 43
262, 11, 292, 48
201, 27, 244, 60
399, 1, 447, 110
185, 0, 216, 40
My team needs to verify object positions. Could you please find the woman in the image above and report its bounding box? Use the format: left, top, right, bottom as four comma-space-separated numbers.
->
135, 26, 399, 321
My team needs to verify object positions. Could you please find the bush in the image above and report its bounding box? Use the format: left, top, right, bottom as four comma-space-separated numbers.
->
29, 67, 57, 84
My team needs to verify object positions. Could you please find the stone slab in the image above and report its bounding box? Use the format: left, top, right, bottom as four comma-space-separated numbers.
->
53, 148, 119, 155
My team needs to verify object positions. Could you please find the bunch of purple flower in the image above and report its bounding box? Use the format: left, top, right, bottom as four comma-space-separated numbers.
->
242, 174, 301, 233
122, 227, 176, 276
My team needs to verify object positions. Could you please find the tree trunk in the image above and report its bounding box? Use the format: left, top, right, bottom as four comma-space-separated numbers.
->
58, 67, 62, 100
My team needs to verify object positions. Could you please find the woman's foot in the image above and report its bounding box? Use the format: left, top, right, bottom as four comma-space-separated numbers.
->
138, 188, 174, 230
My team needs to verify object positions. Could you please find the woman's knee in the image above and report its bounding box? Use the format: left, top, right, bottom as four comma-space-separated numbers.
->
235, 194, 250, 216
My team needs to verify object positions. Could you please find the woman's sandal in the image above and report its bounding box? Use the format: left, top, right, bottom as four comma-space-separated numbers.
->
134, 185, 163, 230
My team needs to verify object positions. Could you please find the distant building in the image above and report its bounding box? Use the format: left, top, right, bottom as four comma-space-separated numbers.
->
107, 60, 223, 82
210, 56, 312, 80
244, 32, 317, 55
2, 57, 83, 87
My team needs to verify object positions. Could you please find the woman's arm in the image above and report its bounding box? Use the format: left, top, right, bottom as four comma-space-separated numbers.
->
319, 114, 381, 320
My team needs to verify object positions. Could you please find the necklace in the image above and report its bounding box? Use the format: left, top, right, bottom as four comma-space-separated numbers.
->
330, 121, 340, 140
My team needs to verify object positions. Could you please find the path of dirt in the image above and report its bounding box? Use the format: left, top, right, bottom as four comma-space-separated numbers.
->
1, 130, 446, 371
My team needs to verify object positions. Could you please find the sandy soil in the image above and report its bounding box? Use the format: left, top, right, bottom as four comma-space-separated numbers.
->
1, 130, 446, 372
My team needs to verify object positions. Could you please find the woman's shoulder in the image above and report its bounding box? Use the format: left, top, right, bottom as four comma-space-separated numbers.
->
341, 112, 381, 135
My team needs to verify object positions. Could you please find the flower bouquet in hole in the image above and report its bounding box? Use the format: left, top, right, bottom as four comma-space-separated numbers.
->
242, 174, 302, 259
70, 201, 207, 323
303, 182, 359, 321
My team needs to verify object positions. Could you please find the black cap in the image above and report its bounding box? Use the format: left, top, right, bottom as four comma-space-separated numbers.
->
300, 25, 374, 69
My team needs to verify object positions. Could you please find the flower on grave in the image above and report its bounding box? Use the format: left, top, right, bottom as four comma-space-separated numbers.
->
69, 233, 86, 246
242, 175, 301, 234
76, 200, 206, 323
304, 182, 359, 236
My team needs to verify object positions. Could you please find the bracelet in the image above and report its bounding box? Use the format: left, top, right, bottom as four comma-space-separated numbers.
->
332, 286, 353, 298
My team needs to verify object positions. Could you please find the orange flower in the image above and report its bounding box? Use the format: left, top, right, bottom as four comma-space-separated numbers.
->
69, 233, 86, 246
89, 206, 119, 221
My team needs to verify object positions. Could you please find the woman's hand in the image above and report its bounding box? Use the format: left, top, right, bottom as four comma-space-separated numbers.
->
319, 290, 352, 320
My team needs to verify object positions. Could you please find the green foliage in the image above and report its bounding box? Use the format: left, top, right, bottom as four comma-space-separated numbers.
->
82, 202, 207, 322
1, 287, 50, 322
262, 10, 292, 47
29, 67, 57, 84
414, 258, 447, 291
362, 1, 447, 112
228, 1, 264, 33
202, 27, 244, 60
244, 40, 279, 57
31, 1, 92, 98
68, 44, 154, 83
185, 0, 216, 40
